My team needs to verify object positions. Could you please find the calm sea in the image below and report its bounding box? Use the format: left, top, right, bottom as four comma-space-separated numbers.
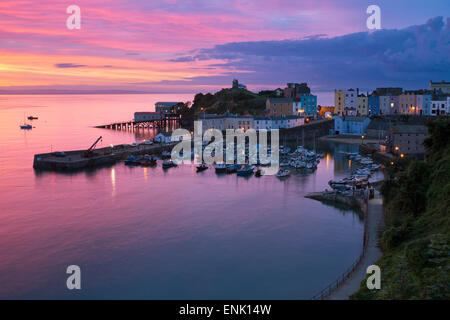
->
0, 94, 364, 299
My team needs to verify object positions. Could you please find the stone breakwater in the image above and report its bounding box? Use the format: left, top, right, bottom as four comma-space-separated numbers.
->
33, 142, 177, 171
305, 191, 368, 213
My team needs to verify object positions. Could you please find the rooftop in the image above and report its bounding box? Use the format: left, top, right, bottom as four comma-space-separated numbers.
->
155, 102, 181, 107
267, 97, 293, 103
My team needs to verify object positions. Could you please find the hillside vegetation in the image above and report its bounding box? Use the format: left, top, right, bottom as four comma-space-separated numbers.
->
180, 88, 280, 121
351, 119, 450, 299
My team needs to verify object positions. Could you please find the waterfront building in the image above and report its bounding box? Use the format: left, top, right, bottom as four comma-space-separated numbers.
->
387, 125, 429, 156
388, 95, 400, 114
356, 94, 368, 115
200, 113, 253, 132
373, 87, 403, 96
333, 116, 371, 135
254, 115, 304, 130
344, 89, 357, 115
368, 95, 380, 115
155, 102, 183, 114
430, 95, 449, 116
416, 92, 433, 115
430, 80, 450, 94
334, 90, 345, 115
366, 118, 391, 141
134, 111, 162, 122
296, 94, 317, 116
266, 98, 294, 116
284, 83, 311, 99
200, 113, 304, 132
154, 132, 173, 144
398, 91, 417, 114
379, 95, 391, 115
318, 106, 335, 118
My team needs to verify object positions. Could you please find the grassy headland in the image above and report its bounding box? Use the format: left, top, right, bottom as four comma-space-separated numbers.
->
351, 119, 450, 299
179, 88, 280, 126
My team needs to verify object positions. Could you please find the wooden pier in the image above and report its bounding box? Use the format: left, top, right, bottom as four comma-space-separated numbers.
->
95, 115, 181, 130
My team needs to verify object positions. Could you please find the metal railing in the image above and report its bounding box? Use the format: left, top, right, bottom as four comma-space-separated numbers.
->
310, 200, 369, 300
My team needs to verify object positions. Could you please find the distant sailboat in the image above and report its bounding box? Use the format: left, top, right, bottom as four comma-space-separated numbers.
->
20, 113, 32, 129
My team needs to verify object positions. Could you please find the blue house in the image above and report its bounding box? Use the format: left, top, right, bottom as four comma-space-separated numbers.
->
299, 94, 317, 116
368, 96, 380, 115
334, 116, 371, 135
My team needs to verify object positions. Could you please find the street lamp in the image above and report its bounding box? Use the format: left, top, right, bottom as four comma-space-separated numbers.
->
361, 135, 365, 144
400, 153, 405, 158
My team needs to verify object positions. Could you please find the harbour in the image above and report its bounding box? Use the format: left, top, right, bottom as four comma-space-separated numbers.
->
1, 94, 365, 299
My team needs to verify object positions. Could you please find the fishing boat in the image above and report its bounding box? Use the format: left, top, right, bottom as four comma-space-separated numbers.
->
124, 155, 140, 165
161, 151, 171, 159
215, 164, 227, 173
27, 116, 38, 120
276, 169, 290, 178
237, 165, 255, 176
162, 160, 177, 169
140, 155, 157, 166
226, 164, 242, 174
331, 184, 352, 191
196, 163, 208, 172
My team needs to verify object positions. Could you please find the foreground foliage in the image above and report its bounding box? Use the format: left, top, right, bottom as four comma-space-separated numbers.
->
351, 119, 450, 300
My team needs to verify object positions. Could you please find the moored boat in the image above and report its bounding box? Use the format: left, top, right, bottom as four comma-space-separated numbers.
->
140, 155, 157, 166
226, 164, 242, 174
162, 160, 177, 168
237, 165, 255, 176
276, 169, 290, 178
196, 163, 208, 172
161, 151, 171, 159
215, 164, 227, 173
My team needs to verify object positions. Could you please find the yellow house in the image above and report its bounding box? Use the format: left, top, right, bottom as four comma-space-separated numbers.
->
266, 98, 294, 116
334, 90, 345, 115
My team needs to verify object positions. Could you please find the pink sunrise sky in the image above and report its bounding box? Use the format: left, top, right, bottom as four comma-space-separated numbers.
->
0, 0, 449, 93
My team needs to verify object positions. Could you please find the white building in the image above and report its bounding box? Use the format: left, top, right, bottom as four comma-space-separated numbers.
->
200, 114, 253, 133
254, 115, 304, 130
430, 97, 448, 116
200, 113, 304, 132
134, 112, 162, 122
